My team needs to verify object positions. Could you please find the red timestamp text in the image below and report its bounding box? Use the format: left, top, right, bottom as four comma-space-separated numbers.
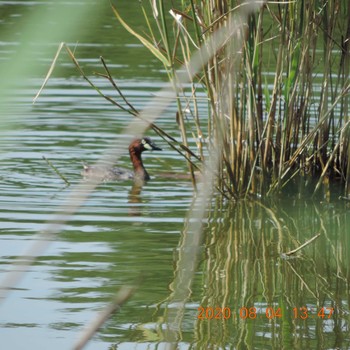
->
197, 306, 334, 320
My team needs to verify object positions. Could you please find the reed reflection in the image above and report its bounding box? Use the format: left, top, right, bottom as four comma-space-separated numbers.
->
169, 199, 350, 349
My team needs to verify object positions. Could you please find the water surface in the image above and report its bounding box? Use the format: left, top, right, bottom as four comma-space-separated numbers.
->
0, 2, 349, 350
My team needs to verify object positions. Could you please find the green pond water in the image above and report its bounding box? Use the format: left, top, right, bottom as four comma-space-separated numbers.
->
0, 2, 349, 350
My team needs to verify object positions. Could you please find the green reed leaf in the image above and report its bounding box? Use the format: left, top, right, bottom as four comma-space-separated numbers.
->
111, 4, 170, 68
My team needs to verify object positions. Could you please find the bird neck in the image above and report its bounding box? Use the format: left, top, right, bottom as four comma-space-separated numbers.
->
129, 148, 150, 181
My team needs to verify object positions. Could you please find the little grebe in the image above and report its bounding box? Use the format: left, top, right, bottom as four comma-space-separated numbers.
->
82, 137, 162, 182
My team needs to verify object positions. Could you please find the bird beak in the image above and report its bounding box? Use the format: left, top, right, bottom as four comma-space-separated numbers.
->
150, 142, 162, 151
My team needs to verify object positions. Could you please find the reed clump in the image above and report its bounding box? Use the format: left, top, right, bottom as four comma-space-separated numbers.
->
109, 0, 350, 199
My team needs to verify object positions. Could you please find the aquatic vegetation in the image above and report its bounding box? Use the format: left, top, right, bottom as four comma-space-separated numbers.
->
111, 0, 350, 198
1, 2, 349, 349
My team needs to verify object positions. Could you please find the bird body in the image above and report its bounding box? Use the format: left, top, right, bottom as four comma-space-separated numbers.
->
82, 137, 161, 182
